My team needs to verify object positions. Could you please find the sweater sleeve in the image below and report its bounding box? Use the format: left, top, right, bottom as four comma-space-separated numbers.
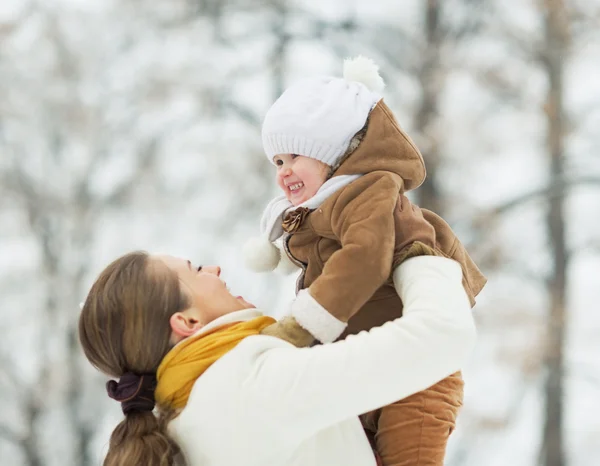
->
291, 172, 399, 343
247, 256, 476, 442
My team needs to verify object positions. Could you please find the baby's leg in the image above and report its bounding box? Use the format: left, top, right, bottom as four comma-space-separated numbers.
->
365, 372, 464, 466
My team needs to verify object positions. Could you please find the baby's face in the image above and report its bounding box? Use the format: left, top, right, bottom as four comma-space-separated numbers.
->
273, 154, 330, 206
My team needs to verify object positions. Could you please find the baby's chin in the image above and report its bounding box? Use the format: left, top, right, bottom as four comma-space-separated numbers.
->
287, 192, 313, 206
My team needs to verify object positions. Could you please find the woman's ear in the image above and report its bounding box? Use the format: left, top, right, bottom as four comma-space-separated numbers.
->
169, 311, 203, 339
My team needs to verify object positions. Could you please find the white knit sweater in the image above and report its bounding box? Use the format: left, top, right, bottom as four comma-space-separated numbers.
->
169, 257, 476, 466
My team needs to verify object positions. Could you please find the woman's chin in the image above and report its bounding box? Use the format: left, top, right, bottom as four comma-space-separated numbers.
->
235, 296, 255, 309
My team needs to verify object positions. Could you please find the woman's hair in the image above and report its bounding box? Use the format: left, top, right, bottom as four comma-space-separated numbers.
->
79, 251, 190, 466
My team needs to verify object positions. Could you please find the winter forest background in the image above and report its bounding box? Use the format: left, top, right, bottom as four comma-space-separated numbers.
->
1, 0, 599, 465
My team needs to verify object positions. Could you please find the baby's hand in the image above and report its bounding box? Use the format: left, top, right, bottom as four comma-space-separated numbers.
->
260, 316, 315, 348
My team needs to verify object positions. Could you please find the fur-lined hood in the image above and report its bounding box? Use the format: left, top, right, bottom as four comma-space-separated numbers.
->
332, 99, 426, 191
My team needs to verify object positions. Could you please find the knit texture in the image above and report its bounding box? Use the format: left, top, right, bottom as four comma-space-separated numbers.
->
262, 76, 381, 166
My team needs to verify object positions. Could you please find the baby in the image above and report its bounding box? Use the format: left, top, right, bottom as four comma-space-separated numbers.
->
245, 56, 487, 466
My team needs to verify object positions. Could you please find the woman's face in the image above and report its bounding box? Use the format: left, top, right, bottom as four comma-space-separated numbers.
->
154, 255, 254, 329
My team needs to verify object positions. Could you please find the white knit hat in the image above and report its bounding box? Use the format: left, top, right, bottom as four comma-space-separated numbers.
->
261, 56, 385, 167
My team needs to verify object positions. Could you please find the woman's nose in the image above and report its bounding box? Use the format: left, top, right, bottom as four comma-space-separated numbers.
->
202, 265, 221, 277
280, 166, 292, 177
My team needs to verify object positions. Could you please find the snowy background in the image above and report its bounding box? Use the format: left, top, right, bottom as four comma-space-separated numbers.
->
1, 0, 599, 465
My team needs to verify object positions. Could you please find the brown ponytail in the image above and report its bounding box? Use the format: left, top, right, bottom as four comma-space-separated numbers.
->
78, 251, 190, 466
105, 411, 181, 466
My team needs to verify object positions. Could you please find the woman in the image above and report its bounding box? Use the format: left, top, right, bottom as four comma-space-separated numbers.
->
79, 251, 476, 466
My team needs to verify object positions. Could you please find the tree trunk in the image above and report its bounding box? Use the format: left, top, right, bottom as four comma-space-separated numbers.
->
415, 0, 443, 214
540, 1, 569, 465
21, 385, 44, 466
271, 0, 289, 100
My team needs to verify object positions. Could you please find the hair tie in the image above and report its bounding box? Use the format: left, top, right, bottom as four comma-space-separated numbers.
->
106, 372, 157, 415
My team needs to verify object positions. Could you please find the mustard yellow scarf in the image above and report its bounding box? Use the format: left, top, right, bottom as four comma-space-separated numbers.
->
155, 316, 275, 410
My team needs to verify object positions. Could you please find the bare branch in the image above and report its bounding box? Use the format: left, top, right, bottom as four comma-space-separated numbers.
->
0, 355, 26, 400
439, 0, 491, 44
567, 238, 600, 258
486, 10, 544, 61
0, 1, 35, 42
572, 98, 600, 126
471, 65, 530, 108
569, 6, 600, 43
291, 5, 358, 39
490, 176, 600, 216
453, 176, 600, 247
100, 117, 199, 208
0, 423, 21, 446
359, 23, 419, 75
220, 98, 262, 128
100, 138, 160, 208
568, 363, 600, 389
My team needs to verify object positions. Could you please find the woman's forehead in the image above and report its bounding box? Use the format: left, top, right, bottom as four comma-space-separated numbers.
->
152, 254, 186, 270
152, 255, 209, 273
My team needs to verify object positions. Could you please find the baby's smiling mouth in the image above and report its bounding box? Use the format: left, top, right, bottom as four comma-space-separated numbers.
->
288, 182, 304, 193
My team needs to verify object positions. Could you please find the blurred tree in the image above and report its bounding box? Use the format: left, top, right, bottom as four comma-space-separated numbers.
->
1, 1, 599, 465
0, 6, 170, 464
539, 2, 569, 465
411, 0, 489, 215
465, 1, 600, 465
0, 1, 361, 464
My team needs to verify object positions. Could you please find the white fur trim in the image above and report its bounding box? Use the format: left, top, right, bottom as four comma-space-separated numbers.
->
343, 55, 385, 93
291, 289, 347, 343
243, 235, 280, 272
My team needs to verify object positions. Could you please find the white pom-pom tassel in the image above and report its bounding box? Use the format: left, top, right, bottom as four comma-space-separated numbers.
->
243, 235, 281, 272
343, 55, 385, 93
276, 246, 301, 275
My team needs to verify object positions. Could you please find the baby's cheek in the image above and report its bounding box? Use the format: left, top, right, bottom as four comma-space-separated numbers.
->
306, 185, 320, 199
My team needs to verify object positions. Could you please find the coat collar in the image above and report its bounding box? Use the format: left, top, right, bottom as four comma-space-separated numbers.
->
333, 100, 426, 191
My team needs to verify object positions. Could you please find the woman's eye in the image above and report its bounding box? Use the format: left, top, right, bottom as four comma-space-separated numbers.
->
291, 154, 299, 159
197, 265, 203, 272
275, 159, 283, 166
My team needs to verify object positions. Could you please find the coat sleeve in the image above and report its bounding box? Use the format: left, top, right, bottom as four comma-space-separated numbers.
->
245, 257, 476, 442
290, 172, 400, 343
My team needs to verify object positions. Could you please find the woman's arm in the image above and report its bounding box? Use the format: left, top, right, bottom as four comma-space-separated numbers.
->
245, 256, 476, 441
